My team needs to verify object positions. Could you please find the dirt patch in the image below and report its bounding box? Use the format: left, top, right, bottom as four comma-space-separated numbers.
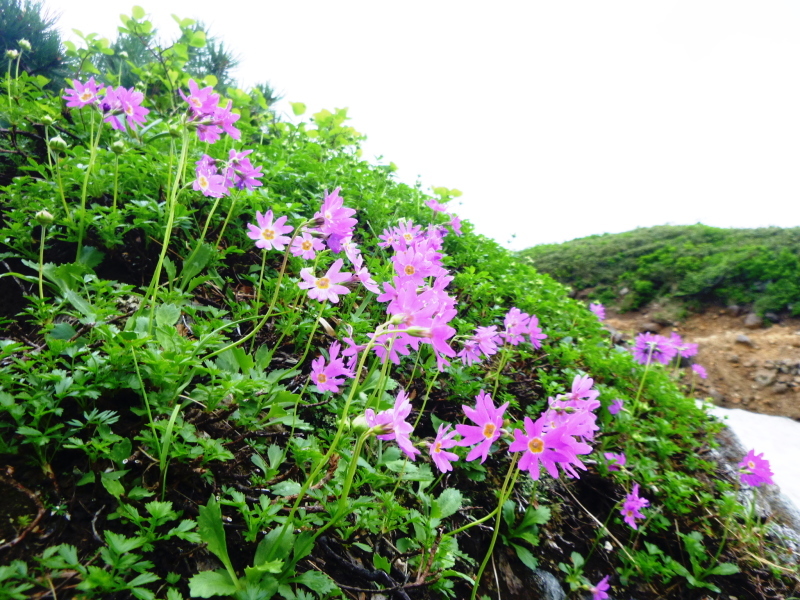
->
606, 308, 800, 421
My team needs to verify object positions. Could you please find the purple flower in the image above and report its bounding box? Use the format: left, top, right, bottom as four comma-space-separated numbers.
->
508, 415, 592, 481
691, 363, 707, 379
604, 452, 626, 471
298, 259, 352, 303
589, 575, 610, 600
527, 314, 548, 349
63, 77, 102, 108
620, 483, 649, 529
631, 333, 677, 365
448, 214, 463, 236
589, 303, 605, 320
425, 198, 447, 212
668, 332, 698, 359
364, 391, 420, 460
181, 79, 219, 115
180, 79, 241, 143
429, 424, 459, 472
456, 391, 508, 463
738, 449, 774, 487
290, 231, 325, 260
310, 341, 352, 393
246, 210, 293, 251
312, 188, 357, 252
193, 156, 228, 198
502, 307, 531, 346
608, 399, 624, 415
225, 149, 263, 190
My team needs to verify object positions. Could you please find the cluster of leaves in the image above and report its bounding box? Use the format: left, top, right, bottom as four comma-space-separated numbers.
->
519, 224, 800, 315
0, 6, 798, 600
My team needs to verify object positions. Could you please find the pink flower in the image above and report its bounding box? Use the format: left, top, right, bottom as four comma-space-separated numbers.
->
425, 198, 447, 212
456, 391, 508, 463
225, 149, 263, 190
738, 449, 774, 487
564, 375, 600, 404
290, 231, 325, 260
527, 315, 548, 348
181, 79, 219, 115
604, 452, 626, 471
620, 483, 649, 529
429, 424, 459, 472
589, 575, 610, 600
193, 155, 228, 198
691, 363, 707, 379
589, 303, 605, 320
668, 332, 698, 359
63, 77, 102, 108
632, 333, 676, 365
313, 188, 357, 252
180, 80, 241, 143
448, 215, 462, 236
246, 210, 293, 251
298, 259, 352, 303
509, 416, 591, 480
364, 391, 420, 460
310, 341, 352, 393
608, 399, 624, 415
104, 86, 149, 131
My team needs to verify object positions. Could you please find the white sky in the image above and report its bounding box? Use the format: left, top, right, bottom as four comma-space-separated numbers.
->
47, 1, 800, 249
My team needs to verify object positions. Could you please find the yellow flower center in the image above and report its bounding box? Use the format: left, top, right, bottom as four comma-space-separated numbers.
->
528, 437, 545, 454
403, 233, 414, 241
301, 240, 313, 251
404, 265, 415, 276
190, 96, 202, 108
482, 423, 496, 439
125, 105, 134, 115
316, 277, 331, 290
433, 442, 443, 454
198, 175, 209, 189
317, 373, 327, 383
79, 90, 94, 102
261, 229, 275, 241
747, 461, 756, 470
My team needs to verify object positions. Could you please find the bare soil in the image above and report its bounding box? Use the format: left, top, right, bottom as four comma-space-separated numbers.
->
606, 308, 800, 421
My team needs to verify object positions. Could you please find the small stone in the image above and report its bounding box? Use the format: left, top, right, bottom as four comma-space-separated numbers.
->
727, 353, 740, 363
743, 313, 763, 329
731, 397, 741, 404
735, 334, 754, 347
638, 322, 662, 334
774, 383, 789, 395
754, 370, 776, 388
727, 305, 742, 317
764, 311, 780, 323
708, 388, 725, 402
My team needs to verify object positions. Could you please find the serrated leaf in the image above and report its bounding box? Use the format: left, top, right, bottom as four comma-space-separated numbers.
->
292, 571, 336, 595
63, 290, 96, 321
156, 304, 182, 328
48, 322, 77, 340
180, 243, 213, 288
197, 496, 236, 581
373, 553, 391, 573
188, 570, 238, 598
432, 488, 462, 520
511, 543, 539, 571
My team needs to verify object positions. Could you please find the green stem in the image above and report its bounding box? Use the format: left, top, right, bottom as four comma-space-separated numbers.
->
491, 345, 510, 399
144, 127, 191, 325
215, 193, 238, 248
248, 251, 269, 353
131, 348, 162, 459
37, 224, 46, 299
296, 302, 326, 366
112, 154, 120, 214
470, 454, 521, 600
632, 348, 654, 416
76, 112, 103, 259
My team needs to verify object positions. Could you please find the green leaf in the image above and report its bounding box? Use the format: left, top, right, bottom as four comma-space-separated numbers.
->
432, 488, 462, 520
180, 243, 214, 288
63, 290, 97, 321
197, 496, 238, 587
131, 5, 146, 19
517, 505, 551, 530
78, 246, 104, 268
156, 304, 182, 328
373, 553, 391, 573
292, 571, 336, 595
189, 31, 206, 48
291, 102, 306, 116
48, 322, 77, 340
188, 570, 238, 598
255, 527, 294, 564
501, 500, 515, 528
511, 543, 539, 571
707, 562, 739, 576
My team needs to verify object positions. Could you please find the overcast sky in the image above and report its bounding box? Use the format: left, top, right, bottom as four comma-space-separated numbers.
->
48, 1, 800, 249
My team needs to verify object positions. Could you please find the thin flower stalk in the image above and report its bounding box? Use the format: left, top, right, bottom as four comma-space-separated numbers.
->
75, 112, 104, 259
296, 302, 327, 366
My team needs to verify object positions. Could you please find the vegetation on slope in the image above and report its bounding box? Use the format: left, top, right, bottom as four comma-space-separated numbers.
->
519, 224, 800, 315
0, 9, 798, 600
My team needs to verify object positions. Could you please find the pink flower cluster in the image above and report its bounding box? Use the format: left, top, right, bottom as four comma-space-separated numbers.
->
365, 390, 420, 460
738, 449, 774, 487
632, 331, 699, 366
180, 79, 240, 143
620, 483, 649, 529
457, 307, 547, 366
589, 302, 605, 320
310, 341, 354, 393
63, 78, 149, 132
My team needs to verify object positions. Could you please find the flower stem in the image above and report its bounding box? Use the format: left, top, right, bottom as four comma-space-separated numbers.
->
75, 112, 103, 259
296, 302, 326, 366
470, 454, 520, 600
38, 224, 46, 300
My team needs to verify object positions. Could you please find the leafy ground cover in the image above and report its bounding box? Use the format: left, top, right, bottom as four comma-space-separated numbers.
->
1, 11, 799, 600
519, 224, 800, 315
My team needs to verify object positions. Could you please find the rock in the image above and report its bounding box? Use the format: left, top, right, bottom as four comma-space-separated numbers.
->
727, 353, 740, 363
774, 383, 790, 395
744, 359, 758, 368
638, 321, 662, 334
652, 315, 674, 327
604, 324, 627, 345
619, 287, 629, 296
765, 311, 781, 323
754, 369, 777, 388
743, 313, 763, 329
735, 334, 754, 347
522, 570, 566, 600
727, 304, 742, 317
708, 388, 725, 402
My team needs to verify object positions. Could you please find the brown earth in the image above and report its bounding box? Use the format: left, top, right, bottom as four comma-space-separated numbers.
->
606, 307, 800, 421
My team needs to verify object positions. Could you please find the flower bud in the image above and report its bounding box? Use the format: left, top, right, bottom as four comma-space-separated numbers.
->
405, 326, 432, 338
40, 115, 55, 126
48, 136, 68, 152
6, 49, 19, 59
349, 414, 371, 435
118, 50, 129, 58
35, 210, 54, 225
18, 39, 31, 52
168, 124, 181, 138
111, 140, 125, 155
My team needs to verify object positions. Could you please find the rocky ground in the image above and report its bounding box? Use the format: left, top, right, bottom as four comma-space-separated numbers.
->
605, 307, 800, 421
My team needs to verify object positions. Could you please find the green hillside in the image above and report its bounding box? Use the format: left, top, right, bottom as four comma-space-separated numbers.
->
519, 224, 800, 315
0, 10, 798, 600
